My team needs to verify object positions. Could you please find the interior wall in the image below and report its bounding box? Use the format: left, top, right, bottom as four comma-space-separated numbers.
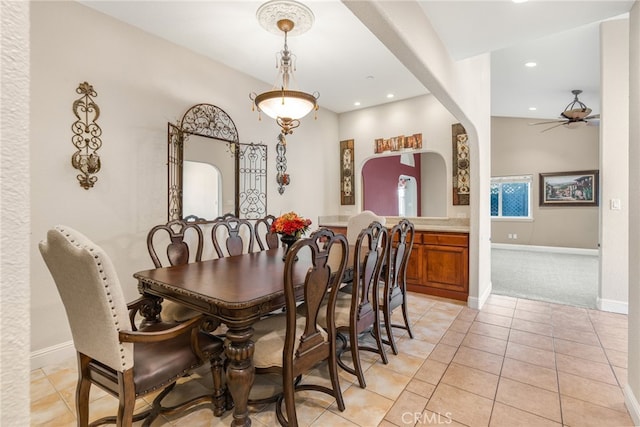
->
1, 1, 30, 424
422, 152, 447, 217
29, 1, 339, 355
491, 116, 599, 248
600, 19, 630, 313
626, 1, 640, 423
338, 94, 470, 220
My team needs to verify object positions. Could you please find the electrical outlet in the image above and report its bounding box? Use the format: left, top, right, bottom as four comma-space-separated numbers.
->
513, 234, 518, 239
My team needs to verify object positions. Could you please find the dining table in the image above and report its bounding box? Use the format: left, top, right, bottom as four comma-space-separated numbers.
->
133, 245, 354, 427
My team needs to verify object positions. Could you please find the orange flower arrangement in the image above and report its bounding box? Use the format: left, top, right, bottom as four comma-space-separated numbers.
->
270, 212, 312, 238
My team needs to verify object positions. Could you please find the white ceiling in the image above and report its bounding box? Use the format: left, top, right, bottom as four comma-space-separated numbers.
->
79, 0, 634, 120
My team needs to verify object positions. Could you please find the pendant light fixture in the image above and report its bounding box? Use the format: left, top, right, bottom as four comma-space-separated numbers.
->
250, 0, 318, 135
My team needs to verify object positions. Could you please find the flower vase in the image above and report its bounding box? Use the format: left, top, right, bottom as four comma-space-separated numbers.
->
280, 234, 299, 261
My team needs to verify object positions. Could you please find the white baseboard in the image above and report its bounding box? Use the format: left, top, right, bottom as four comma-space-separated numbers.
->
624, 383, 640, 426
30, 340, 75, 370
491, 243, 599, 256
468, 281, 492, 310
597, 297, 629, 314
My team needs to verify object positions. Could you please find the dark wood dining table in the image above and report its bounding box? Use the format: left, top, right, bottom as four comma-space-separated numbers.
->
133, 245, 353, 427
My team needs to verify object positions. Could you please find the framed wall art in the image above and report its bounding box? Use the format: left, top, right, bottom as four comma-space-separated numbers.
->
452, 123, 470, 205
340, 139, 355, 205
539, 170, 599, 207
374, 133, 422, 154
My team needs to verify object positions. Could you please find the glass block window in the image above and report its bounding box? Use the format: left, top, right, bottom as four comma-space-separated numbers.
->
491, 175, 532, 219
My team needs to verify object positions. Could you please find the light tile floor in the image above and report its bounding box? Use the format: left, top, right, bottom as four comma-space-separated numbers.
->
31, 293, 634, 426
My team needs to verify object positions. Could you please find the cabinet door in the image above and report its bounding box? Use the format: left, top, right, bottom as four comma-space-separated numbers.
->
423, 244, 469, 293
405, 243, 423, 285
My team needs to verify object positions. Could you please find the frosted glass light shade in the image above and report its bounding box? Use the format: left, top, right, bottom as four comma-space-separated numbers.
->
255, 90, 317, 120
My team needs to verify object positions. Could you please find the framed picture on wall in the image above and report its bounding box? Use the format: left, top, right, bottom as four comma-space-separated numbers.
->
539, 170, 599, 207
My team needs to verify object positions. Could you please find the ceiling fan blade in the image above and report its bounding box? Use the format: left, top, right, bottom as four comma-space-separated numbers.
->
529, 120, 567, 126
540, 122, 568, 133
585, 114, 600, 120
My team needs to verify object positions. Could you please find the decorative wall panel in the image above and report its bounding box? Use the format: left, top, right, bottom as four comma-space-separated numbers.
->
452, 123, 470, 206
239, 143, 267, 218
340, 139, 355, 205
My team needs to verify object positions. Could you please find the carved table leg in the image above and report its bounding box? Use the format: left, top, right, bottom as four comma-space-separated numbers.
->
133, 294, 163, 328
224, 326, 255, 427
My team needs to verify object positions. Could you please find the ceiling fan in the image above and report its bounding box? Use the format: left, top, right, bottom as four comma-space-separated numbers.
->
531, 89, 600, 132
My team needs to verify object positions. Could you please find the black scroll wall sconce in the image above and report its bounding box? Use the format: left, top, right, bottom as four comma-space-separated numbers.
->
71, 82, 102, 189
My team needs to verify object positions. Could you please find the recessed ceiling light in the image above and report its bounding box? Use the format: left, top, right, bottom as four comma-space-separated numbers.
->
354, 101, 361, 106
386, 93, 394, 99
525, 62, 537, 68
529, 107, 537, 111
512, 0, 528, 3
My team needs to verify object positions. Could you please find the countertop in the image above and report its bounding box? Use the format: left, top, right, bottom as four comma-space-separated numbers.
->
317, 215, 470, 233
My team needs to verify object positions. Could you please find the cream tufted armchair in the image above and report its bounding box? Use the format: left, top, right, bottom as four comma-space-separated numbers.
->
39, 225, 227, 426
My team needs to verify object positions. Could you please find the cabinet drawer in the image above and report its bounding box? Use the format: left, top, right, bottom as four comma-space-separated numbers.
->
411, 232, 424, 245
422, 233, 468, 247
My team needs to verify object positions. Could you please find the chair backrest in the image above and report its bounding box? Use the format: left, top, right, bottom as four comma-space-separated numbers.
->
346, 210, 386, 244
385, 219, 415, 305
254, 214, 280, 251
283, 228, 349, 374
38, 226, 133, 372
350, 221, 388, 330
211, 216, 255, 257
146, 219, 204, 267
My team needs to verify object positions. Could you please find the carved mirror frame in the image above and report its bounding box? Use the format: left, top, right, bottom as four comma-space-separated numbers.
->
167, 103, 240, 221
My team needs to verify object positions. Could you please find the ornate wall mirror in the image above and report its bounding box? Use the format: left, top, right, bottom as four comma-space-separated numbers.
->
168, 103, 240, 221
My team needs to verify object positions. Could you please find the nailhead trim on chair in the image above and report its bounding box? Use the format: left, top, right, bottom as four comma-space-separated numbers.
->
57, 226, 129, 369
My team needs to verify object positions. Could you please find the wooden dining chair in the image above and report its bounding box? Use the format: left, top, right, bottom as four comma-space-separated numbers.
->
254, 214, 280, 250
380, 218, 415, 354
318, 221, 389, 388
211, 215, 255, 257
146, 219, 206, 322
250, 228, 349, 426
39, 225, 227, 426
182, 215, 229, 261
147, 219, 204, 267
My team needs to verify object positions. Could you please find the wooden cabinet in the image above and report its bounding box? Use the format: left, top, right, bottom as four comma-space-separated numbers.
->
326, 226, 347, 236
321, 224, 469, 302
405, 233, 423, 284
407, 231, 469, 302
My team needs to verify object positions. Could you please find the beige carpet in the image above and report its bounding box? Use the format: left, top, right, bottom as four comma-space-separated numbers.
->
491, 248, 599, 309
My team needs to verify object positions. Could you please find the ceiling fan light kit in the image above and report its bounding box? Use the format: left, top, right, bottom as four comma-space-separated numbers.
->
561, 89, 592, 120
530, 89, 600, 132
250, 0, 319, 135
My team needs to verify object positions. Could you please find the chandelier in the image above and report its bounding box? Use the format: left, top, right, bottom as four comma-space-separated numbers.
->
250, 0, 318, 135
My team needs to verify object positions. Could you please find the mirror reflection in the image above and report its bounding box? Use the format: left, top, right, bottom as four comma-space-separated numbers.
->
362, 152, 447, 217
183, 135, 236, 219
